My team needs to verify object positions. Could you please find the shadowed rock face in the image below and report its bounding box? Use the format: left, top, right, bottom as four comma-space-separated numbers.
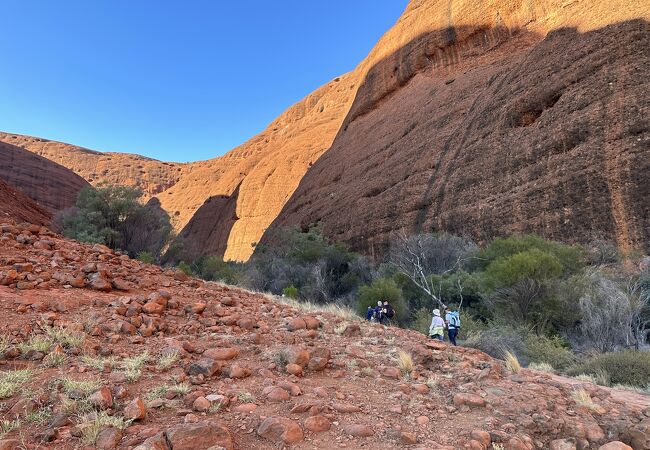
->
3, 0, 649, 260
0, 142, 91, 213
0, 178, 51, 225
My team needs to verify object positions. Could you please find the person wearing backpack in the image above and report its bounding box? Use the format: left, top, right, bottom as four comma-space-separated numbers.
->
429, 309, 446, 341
445, 306, 461, 346
382, 301, 395, 326
372, 301, 383, 323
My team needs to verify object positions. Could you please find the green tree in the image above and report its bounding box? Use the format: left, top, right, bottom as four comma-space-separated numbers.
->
62, 184, 172, 259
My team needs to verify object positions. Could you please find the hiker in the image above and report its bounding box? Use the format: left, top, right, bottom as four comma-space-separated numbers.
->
445, 306, 461, 346
381, 300, 395, 326
366, 306, 374, 321
372, 301, 383, 323
428, 308, 446, 341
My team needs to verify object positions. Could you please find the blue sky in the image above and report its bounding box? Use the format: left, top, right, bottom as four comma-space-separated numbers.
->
0, 1, 408, 162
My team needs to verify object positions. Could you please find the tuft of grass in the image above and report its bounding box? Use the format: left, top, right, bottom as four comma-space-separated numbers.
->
0, 336, 10, 357
0, 419, 21, 438
0, 369, 35, 399
528, 362, 555, 373
80, 354, 118, 371
504, 351, 522, 374
612, 384, 650, 395
492, 445, 505, 450
79, 411, 132, 445
59, 377, 102, 397
42, 325, 84, 349
208, 402, 223, 414
237, 392, 255, 403
157, 351, 179, 370
334, 322, 349, 335
396, 350, 414, 377
572, 388, 599, 411
360, 367, 374, 377
18, 334, 51, 353
261, 291, 359, 321
268, 349, 289, 368
43, 351, 68, 368
573, 369, 611, 387
426, 375, 440, 390
170, 382, 191, 395
26, 407, 53, 424
121, 351, 149, 382
146, 385, 170, 401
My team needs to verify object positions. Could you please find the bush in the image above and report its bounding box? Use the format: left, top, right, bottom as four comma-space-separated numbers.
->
137, 251, 155, 264
568, 350, 650, 388
411, 307, 432, 335
195, 256, 242, 285
523, 334, 575, 370
464, 326, 528, 365
62, 184, 172, 259
176, 261, 193, 276
282, 285, 299, 299
357, 278, 406, 323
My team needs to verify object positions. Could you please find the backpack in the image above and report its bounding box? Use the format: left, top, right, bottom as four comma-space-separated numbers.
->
449, 312, 461, 329
385, 305, 395, 319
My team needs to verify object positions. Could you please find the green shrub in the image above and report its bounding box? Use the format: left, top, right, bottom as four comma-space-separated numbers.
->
137, 251, 155, 264
457, 311, 488, 340
62, 184, 172, 258
523, 334, 575, 370
483, 249, 563, 290
196, 256, 242, 285
357, 278, 406, 323
464, 326, 528, 364
282, 285, 299, 299
176, 261, 193, 276
568, 350, 650, 388
411, 307, 432, 334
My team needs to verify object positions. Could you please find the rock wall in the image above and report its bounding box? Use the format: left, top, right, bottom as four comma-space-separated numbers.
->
0, 141, 91, 213
268, 4, 650, 255
0, 178, 51, 225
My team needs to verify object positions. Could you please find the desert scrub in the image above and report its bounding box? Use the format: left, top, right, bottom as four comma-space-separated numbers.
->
26, 406, 53, 424
528, 362, 555, 373
504, 351, 522, 374
79, 411, 131, 445
59, 376, 101, 397
0, 419, 21, 438
396, 350, 414, 377
121, 351, 150, 382
42, 325, 84, 349
237, 392, 255, 403
80, 354, 118, 371
43, 350, 68, 367
157, 351, 179, 370
572, 388, 599, 411
18, 334, 51, 353
0, 336, 10, 357
567, 350, 650, 389
0, 368, 35, 399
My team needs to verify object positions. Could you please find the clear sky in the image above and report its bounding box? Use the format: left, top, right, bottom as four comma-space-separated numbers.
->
0, 1, 408, 162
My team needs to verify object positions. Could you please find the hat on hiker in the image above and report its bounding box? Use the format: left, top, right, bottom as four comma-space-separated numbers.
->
433, 309, 441, 316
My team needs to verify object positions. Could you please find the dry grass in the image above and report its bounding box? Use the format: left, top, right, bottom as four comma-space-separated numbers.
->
42, 325, 84, 349
78, 411, 131, 445
157, 351, 179, 370
0, 369, 35, 399
237, 392, 256, 403
396, 350, 414, 377
0, 419, 21, 439
504, 351, 522, 374
17, 334, 51, 353
59, 376, 101, 397
528, 362, 555, 373
80, 354, 118, 371
334, 322, 349, 335
256, 290, 359, 321
572, 388, 599, 411
43, 351, 68, 367
426, 375, 440, 390
0, 336, 10, 357
121, 351, 150, 382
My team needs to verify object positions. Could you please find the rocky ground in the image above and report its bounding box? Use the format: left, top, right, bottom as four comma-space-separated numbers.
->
0, 221, 648, 449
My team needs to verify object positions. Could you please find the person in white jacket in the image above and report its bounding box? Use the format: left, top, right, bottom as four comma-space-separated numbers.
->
429, 308, 446, 341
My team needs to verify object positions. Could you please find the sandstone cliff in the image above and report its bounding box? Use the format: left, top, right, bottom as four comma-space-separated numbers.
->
269, 0, 650, 255
0, 132, 186, 197
0, 141, 91, 213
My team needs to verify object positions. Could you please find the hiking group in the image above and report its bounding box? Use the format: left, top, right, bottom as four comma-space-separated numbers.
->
428, 306, 461, 346
365, 301, 396, 326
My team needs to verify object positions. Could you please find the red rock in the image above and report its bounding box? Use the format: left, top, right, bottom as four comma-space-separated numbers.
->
132, 432, 170, 450
550, 439, 577, 450
304, 415, 331, 432
204, 347, 238, 361
453, 393, 486, 408
95, 427, 123, 450
228, 363, 250, 379
233, 403, 257, 413
142, 302, 165, 315
257, 417, 304, 445
90, 387, 113, 409
187, 359, 221, 377
0, 440, 21, 450
470, 430, 491, 448
343, 323, 361, 337
343, 424, 374, 437
124, 397, 147, 421
302, 316, 321, 330
265, 386, 290, 402
333, 402, 361, 413
286, 363, 303, 376
288, 317, 307, 331
165, 421, 233, 450
193, 396, 211, 412
598, 443, 633, 450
